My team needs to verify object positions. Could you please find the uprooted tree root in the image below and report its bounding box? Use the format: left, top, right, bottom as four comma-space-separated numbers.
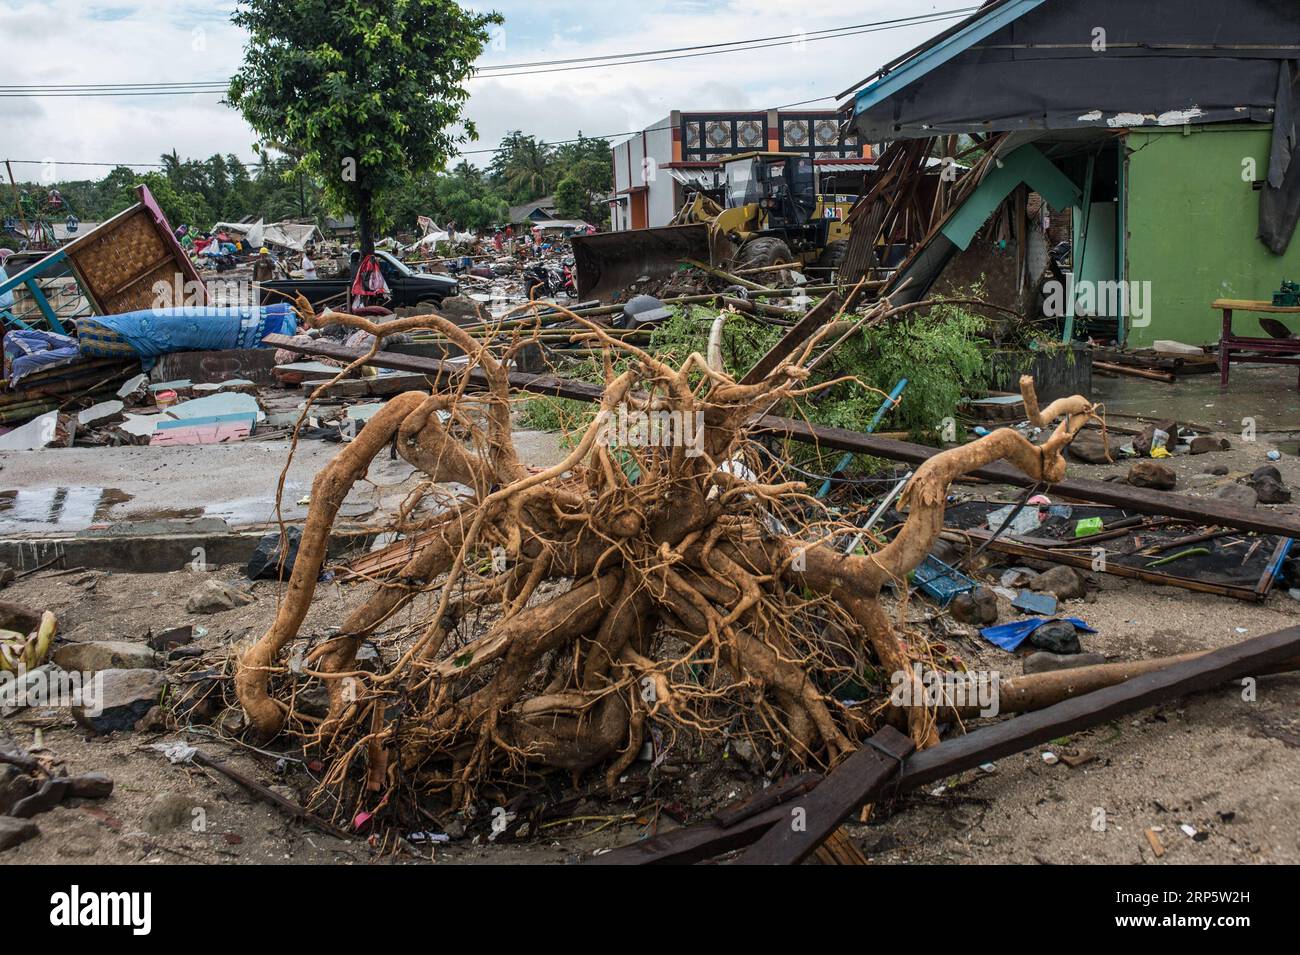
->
233, 305, 1097, 820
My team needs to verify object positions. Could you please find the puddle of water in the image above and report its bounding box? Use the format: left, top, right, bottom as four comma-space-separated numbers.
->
0, 486, 132, 532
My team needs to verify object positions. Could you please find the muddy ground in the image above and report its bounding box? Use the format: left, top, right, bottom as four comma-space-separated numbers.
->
1, 369, 1298, 866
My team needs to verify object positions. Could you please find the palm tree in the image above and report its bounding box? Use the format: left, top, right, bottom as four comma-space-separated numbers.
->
493, 132, 554, 202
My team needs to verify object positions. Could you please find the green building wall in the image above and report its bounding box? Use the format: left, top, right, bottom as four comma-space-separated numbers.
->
1124, 125, 1300, 347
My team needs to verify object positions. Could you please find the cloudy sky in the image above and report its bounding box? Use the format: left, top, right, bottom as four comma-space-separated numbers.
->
0, 0, 973, 181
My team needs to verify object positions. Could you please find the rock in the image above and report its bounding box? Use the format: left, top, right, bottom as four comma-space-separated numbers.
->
1251, 465, 1282, 484
443, 818, 467, 840
435, 295, 482, 324
949, 587, 998, 625
10, 777, 71, 818
1000, 567, 1038, 588
1214, 484, 1258, 508
1254, 477, 1291, 504
0, 815, 40, 852
0, 765, 37, 815
72, 668, 165, 734
1208, 466, 1230, 476
134, 705, 168, 733
1028, 621, 1082, 655
144, 792, 204, 835
1127, 460, 1177, 490
52, 640, 157, 674
1067, 430, 1116, 464
928, 539, 963, 566
1022, 651, 1108, 675
1188, 435, 1229, 454
185, 580, 254, 614
147, 625, 193, 652
1029, 565, 1087, 601
66, 773, 114, 799
1133, 420, 1177, 456
245, 526, 302, 581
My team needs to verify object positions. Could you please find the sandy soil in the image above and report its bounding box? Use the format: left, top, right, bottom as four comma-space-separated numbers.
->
1, 405, 1297, 866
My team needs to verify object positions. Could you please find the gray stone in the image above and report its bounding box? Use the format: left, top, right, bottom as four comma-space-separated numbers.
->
73, 668, 165, 734
1189, 435, 1229, 454
0, 765, 37, 815
1251, 465, 1282, 484
246, 526, 301, 581
0, 815, 40, 852
10, 777, 70, 818
144, 792, 204, 835
1028, 620, 1082, 655
1067, 430, 1115, 464
1022, 651, 1108, 675
1254, 478, 1291, 505
1214, 484, 1258, 508
1127, 460, 1177, 490
435, 295, 482, 324
52, 640, 157, 674
66, 773, 114, 799
1030, 565, 1087, 601
185, 580, 255, 614
949, 587, 999, 626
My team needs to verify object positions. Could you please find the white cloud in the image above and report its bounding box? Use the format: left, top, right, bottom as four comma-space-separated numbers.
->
0, 0, 968, 175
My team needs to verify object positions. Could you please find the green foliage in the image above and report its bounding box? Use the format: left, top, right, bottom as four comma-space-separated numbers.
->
435, 162, 508, 231
554, 157, 612, 224
490, 131, 555, 204
227, 0, 501, 251
519, 301, 992, 472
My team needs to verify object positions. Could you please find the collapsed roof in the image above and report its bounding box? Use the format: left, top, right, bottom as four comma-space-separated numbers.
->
845, 0, 1300, 252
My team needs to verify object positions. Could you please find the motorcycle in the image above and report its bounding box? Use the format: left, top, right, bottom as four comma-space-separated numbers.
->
523, 260, 576, 300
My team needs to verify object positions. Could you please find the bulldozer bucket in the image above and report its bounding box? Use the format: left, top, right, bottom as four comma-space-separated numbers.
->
571, 224, 717, 301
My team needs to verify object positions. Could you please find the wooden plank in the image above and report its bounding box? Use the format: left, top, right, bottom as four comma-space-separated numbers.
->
738, 286, 859, 385
300, 372, 434, 398
735, 726, 913, 865
894, 624, 1300, 793
587, 801, 792, 866
594, 624, 1300, 865
1212, 299, 1300, 314
750, 416, 1300, 539
947, 528, 1265, 602
264, 334, 1300, 539
712, 771, 821, 828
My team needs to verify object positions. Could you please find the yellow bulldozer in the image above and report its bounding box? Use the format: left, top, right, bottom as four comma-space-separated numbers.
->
572, 151, 854, 300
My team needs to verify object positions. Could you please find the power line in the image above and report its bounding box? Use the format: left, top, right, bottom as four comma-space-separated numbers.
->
472, 10, 977, 72
0, 7, 975, 96
3, 86, 859, 171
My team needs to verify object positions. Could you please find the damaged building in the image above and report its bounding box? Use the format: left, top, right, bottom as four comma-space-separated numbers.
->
843, 0, 1300, 348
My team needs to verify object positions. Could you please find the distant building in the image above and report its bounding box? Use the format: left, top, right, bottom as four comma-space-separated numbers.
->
508, 197, 558, 225
609, 109, 874, 231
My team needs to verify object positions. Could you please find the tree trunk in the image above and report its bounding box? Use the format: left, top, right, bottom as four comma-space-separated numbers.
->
358, 189, 374, 256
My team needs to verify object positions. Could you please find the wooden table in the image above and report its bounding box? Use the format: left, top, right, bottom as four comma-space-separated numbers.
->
1214, 298, 1300, 390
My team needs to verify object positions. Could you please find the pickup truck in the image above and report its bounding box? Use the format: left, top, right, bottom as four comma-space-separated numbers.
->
259, 250, 458, 309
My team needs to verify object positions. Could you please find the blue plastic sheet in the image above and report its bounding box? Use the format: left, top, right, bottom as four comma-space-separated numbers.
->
979, 617, 1097, 652
77, 303, 297, 365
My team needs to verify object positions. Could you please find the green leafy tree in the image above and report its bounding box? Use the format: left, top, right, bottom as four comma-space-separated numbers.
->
554, 157, 611, 225
436, 164, 507, 231
490, 130, 554, 203
227, 0, 501, 254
